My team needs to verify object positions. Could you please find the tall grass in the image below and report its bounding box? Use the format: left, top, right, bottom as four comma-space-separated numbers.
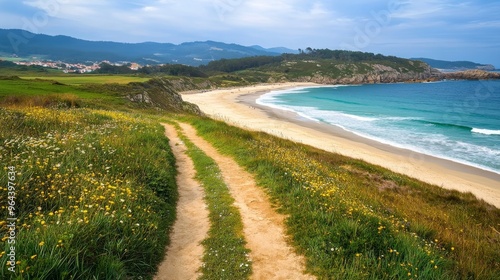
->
0, 107, 177, 279
20, 76, 150, 86
182, 115, 500, 279
0, 94, 81, 108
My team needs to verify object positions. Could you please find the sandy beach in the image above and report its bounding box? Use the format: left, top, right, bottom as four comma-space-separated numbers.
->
182, 82, 500, 208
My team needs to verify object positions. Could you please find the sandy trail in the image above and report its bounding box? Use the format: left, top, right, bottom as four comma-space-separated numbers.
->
179, 122, 315, 280
155, 124, 210, 280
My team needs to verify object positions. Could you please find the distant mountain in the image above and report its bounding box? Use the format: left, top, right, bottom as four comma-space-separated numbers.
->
0, 29, 290, 66
249, 45, 299, 54
411, 58, 495, 71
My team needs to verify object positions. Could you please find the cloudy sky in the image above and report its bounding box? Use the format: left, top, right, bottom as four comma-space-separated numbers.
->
1, 0, 499, 67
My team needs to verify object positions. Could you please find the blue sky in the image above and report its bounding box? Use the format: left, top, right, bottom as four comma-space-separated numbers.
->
1, 0, 499, 67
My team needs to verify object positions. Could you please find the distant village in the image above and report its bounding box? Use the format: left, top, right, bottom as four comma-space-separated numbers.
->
11, 59, 141, 73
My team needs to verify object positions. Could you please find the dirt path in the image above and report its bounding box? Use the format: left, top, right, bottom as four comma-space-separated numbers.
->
155, 124, 210, 280
179, 122, 315, 280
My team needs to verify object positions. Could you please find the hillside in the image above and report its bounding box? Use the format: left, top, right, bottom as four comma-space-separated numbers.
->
202, 50, 442, 84
0, 29, 288, 66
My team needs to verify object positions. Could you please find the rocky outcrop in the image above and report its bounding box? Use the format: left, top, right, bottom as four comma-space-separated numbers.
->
167, 77, 215, 92
126, 78, 204, 115
443, 70, 500, 80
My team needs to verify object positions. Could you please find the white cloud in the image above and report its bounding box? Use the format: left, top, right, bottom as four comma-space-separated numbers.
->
1, 0, 497, 66
142, 6, 158, 12
391, 0, 448, 20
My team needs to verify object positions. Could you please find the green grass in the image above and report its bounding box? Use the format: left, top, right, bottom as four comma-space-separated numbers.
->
20, 75, 150, 85
0, 108, 178, 279
0, 77, 144, 110
0, 77, 114, 100
173, 123, 252, 280
181, 115, 500, 279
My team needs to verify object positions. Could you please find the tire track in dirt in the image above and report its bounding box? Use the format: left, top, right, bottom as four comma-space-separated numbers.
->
179, 122, 315, 280
155, 124, 210, 280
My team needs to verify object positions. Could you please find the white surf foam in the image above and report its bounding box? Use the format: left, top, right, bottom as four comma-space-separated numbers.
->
472, 128, 500, 135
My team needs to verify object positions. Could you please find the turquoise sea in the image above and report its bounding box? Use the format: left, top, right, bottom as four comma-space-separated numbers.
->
257, 80, 500, 174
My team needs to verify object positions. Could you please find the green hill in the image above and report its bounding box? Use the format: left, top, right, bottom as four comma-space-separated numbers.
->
202, 49, 441, 84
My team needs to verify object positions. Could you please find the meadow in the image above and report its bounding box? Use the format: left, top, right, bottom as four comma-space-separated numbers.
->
19, 76, 150, 86
0, 73, 499, 279
0, 76, 149, 110
0, 107, 177, 279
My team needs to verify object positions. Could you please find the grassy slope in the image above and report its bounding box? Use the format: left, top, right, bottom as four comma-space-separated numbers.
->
0, 77, 111, 99
1, 73, 499, 279
0, 108, 177, 279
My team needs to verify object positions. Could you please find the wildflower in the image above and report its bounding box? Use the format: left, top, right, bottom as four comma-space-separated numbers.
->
30, 255, 37, 260
38, 241, 45, 246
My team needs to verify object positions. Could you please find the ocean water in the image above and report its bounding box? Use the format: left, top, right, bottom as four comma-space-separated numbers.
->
257, 80, 500, 174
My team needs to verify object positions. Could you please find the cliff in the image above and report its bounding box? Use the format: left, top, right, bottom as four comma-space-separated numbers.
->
126, 78, 204, 115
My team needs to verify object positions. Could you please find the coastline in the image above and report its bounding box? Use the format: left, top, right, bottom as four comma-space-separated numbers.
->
181, 83, 500, 208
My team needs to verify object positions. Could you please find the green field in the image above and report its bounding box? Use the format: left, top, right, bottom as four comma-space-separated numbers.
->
0, 76, 150, 109
20, 75, 150, 85
0, 77, 110, 99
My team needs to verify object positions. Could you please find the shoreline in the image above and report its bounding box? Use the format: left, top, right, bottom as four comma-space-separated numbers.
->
182, 83, 500, 208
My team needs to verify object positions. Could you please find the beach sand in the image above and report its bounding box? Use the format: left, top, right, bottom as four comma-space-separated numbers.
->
182, 82, 500, 208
